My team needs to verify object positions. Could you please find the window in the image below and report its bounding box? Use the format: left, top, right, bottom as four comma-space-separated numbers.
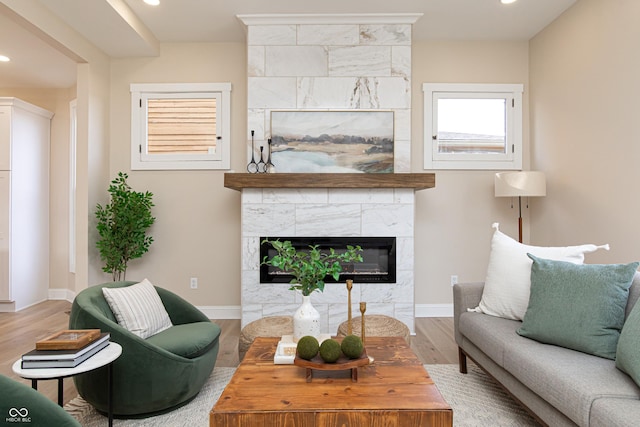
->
131, 83, 231, 170
423, 83, 523, 170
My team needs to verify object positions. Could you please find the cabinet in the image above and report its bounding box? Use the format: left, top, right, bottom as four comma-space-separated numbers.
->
0, 98, 52, 311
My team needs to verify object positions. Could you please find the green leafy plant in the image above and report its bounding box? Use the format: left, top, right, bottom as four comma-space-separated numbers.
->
95, 172, 155, 281
261, 239, 363, 296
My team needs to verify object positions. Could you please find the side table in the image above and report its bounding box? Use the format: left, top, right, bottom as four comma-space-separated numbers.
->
12, 342, 122, 427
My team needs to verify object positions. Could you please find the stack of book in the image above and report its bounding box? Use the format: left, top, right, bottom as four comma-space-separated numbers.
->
21, 329, 110, 369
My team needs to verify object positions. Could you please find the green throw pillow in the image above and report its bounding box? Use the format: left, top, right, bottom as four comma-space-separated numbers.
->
517, 254, 639, 359
616, 300, 640, 386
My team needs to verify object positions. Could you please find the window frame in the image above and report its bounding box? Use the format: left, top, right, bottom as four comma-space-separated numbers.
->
130, 83, 231, 170
423, 83, 523, 170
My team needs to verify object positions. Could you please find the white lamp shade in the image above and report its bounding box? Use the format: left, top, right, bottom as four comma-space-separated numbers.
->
495, 171, 546, 197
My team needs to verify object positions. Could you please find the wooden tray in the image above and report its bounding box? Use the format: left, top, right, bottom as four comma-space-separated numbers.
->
36, 329, 101, 350
294, 349, 370, 382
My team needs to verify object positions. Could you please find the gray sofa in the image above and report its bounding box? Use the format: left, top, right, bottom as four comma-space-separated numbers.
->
453, 272, 640, 427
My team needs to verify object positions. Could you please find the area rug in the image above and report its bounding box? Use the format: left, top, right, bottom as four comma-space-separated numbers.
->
64, 367, 236, 427
66, 363, 540, 426
425, 363, 541, 426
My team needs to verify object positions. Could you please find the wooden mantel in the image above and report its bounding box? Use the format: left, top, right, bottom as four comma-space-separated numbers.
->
224, 173, 435, 191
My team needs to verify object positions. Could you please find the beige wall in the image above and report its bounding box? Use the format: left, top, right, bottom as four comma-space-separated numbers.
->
107, 43, 246, 305
84, 62, 112, 289
530, 0, 640, 264
411, 40, 531, 306
103, 40, 531, 310
19, 3, 633, 312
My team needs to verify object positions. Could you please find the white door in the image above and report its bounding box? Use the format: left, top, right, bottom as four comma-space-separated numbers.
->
0, 171, 10, 301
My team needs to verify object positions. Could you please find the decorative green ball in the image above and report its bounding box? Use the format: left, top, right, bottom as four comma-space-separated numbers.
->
296, 336, 320, 360
319, 338, 342, 363
341, 335, 364, 359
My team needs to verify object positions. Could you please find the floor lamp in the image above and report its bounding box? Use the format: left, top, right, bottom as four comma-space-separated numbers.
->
495, 171, 546, 243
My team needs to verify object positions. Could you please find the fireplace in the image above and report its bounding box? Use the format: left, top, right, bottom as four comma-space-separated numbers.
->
238, 13, 425, 334
240, 187, 416, 333
260, 237, 396, 284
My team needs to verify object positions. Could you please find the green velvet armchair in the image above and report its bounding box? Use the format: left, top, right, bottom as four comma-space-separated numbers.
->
68, 281, 221, 418
0, 374, 81, 427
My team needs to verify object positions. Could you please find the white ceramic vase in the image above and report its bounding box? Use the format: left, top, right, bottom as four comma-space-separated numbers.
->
293, 294, 321, 342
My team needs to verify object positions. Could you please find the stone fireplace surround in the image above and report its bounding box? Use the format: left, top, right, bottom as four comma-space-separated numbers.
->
235, 13, 427, 335
228, 174, 434, 336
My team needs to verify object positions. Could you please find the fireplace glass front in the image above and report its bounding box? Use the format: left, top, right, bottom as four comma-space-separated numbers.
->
260, 236, 396, 284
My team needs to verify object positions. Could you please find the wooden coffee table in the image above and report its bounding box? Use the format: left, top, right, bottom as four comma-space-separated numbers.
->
210, 336, 452, 427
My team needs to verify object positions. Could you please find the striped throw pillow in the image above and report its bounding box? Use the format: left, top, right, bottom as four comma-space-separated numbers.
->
102, 279, 173, 339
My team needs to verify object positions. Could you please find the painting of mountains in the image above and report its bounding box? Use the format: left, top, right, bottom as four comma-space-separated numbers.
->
270, 110, 394, 173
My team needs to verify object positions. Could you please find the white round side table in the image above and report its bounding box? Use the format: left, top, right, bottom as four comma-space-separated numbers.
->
13, 342, 122, 427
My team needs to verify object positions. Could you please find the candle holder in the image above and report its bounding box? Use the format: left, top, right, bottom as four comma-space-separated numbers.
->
346, 280, 353, 335
265, 138, 275, 173
359, 302, 366, 345
359, 302, 373, 363
246, 130, 258, 173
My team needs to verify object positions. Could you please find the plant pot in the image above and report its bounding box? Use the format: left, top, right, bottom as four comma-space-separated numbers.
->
293, 295, 321, 342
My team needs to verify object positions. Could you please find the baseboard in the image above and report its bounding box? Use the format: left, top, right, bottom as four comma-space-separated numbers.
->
48, 288, 76, 303
0, 301, 16, 312
197, 305, 242, 320
415, 304, 453, 318
44, 292, 241, 319
39, 298, 447, 320
197, 305, 450, 320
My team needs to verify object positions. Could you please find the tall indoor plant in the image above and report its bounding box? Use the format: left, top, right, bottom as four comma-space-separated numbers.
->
95, 172, 155, 281
262, 239, 363, 339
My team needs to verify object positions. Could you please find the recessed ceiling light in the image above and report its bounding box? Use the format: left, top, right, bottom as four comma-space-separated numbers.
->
0, 55, 10, 62
144, 0, 160, 5
501, 0, 517, 4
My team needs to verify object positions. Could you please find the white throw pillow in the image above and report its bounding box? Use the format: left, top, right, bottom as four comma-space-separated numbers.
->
102, 278, 173, 338
470, 223, 609, 320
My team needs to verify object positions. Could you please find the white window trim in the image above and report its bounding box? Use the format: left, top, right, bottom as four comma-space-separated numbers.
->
131, 83, 231, 170
423, 83, 523, 170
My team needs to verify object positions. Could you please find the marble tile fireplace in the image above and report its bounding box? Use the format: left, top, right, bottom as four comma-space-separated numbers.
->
234, 13, 428, 335
241, 186, 415, 334
228, 174, 435, 335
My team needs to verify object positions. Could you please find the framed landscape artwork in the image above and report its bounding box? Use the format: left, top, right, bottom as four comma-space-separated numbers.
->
270, 110, 394, 173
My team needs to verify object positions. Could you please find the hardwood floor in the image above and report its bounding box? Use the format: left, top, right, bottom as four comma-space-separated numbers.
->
0, 300, 78, 405
0, 300, 458, 406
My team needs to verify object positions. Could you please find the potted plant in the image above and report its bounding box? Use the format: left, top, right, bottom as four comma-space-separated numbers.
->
95, 172, 155, 281
262, 239, 363, 340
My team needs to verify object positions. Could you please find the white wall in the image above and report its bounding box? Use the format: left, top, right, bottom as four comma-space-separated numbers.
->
0, 0, 112, 298
0, 88, 76, 297
530, 0, 640, 264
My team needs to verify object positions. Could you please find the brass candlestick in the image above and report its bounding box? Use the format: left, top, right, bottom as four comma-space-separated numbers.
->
359, 302, 374, 363
346, 280, 353, 335
359, 302, 366, 345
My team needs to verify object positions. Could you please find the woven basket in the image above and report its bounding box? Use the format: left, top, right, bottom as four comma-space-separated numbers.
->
238, 316, 293, 360
337, 315, 410, 343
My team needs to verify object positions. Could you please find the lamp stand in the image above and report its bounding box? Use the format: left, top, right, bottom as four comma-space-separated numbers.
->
496, 171, 546, 243
517, 196, 523, 243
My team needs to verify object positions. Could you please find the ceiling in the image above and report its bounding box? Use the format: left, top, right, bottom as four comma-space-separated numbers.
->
0, 0, 577, 89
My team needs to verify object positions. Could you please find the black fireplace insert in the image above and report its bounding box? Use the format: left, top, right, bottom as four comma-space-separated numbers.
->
260, 236, 396, 284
